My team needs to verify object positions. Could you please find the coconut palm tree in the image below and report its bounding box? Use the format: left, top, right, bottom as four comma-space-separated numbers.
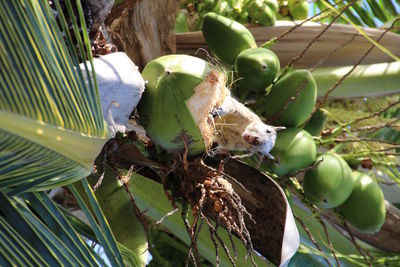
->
1, 1, 399, 267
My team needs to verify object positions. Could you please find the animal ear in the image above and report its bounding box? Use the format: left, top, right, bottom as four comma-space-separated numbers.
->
274, 126, 286, 131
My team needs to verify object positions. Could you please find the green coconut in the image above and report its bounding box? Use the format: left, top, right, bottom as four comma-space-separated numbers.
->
261, 69, 317, 127
202, 12, 257, 65
174, 10, 189, 33
276, 12, 291, 21
303, 109, 327, 137
246, 0, 278, 26
269, 127, 317, 176
234, 47, 280, 93
137, 54, 228, 156
199, 0, 217, 12
303, 152, 354, 208
338, 172, 386, 233
288, 0, 309, 20
212, 0, 233, 17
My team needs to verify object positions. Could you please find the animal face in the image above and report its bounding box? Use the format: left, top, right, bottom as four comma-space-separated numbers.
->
242, 122, 285, 159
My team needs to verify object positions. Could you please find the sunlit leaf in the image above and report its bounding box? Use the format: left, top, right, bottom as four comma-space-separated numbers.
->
69, 180, 125, 267
0, 0, 109, 194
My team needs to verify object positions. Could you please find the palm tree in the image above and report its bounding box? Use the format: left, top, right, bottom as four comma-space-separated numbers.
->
1, 0, 399, 267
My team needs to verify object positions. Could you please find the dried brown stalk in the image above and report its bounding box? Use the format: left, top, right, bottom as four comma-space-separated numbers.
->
323, 138, 400, 147
294, 214, 332, 267
316, 214, 341, 267
287, 0, 357, 67
289, 178, 340, 266
343, 221, 373, 266
341, 100, 400, 131
351, 119, 400, 133
310, 32, 358, 72
324, 216, 373, 266
262, 0, 347, 46
202, 214, 237, 267
319, 18, 400, 106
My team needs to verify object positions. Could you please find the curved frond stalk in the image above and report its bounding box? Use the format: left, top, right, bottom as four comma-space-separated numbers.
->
0, 0, 109, 193
0, 111, 106, 171
313, 62, 400, 98
69, 180, 125, 267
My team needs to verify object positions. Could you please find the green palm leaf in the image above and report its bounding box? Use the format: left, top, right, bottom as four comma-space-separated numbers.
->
0, 0, 109, 193
0, 184, 137, 266
289, 248, 327, 267
381, 0, 398, 17
316, 0, 399, 27
69, 180, 126, 266
0, 190, 106, 266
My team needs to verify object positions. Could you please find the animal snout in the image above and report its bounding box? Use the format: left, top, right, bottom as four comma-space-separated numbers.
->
243, 133, 261, 146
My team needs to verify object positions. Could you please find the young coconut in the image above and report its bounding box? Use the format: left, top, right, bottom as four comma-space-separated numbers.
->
202, 12, 257, 65
260, 69, 317, 127
338, 171, 386, 233
137, 54, 228, 156
268, 127, 317, 176
303, 152, 354, 208
234, 47, 280, 93
138, 54, 282, 159
287, 0, 309, 20
303, 108, 328, 137
246, 0, 278, 26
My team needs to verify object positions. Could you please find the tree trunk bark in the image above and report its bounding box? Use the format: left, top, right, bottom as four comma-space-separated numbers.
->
107, 0, 179, 69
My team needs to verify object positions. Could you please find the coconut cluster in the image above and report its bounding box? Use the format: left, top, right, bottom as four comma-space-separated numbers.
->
199, 12, 386, 234
137, 53, 284, 160
136, 14, 387, 267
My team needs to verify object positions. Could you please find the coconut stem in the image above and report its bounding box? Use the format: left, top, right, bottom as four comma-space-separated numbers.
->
318, 137, 400, 147
342, 221, 373, 267
286, 0, 354, 68
316, 214, 341, 267
294, 214, 332, 267
330, 99, 400, 136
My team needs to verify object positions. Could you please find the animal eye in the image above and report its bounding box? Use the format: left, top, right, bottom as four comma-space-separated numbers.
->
266, 129, 271, 134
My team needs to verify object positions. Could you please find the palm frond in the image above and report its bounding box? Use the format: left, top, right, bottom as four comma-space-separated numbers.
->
288, 247, 328, 267
0, 0, 109, 193
315, 0, 399, 28
0, 190, 106, 266
83, 163, 148, 266
63, 204, 142, 267
69, 180, 125, 267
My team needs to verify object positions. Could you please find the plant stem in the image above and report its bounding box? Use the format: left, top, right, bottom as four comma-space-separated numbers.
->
330, 100, 400, 135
